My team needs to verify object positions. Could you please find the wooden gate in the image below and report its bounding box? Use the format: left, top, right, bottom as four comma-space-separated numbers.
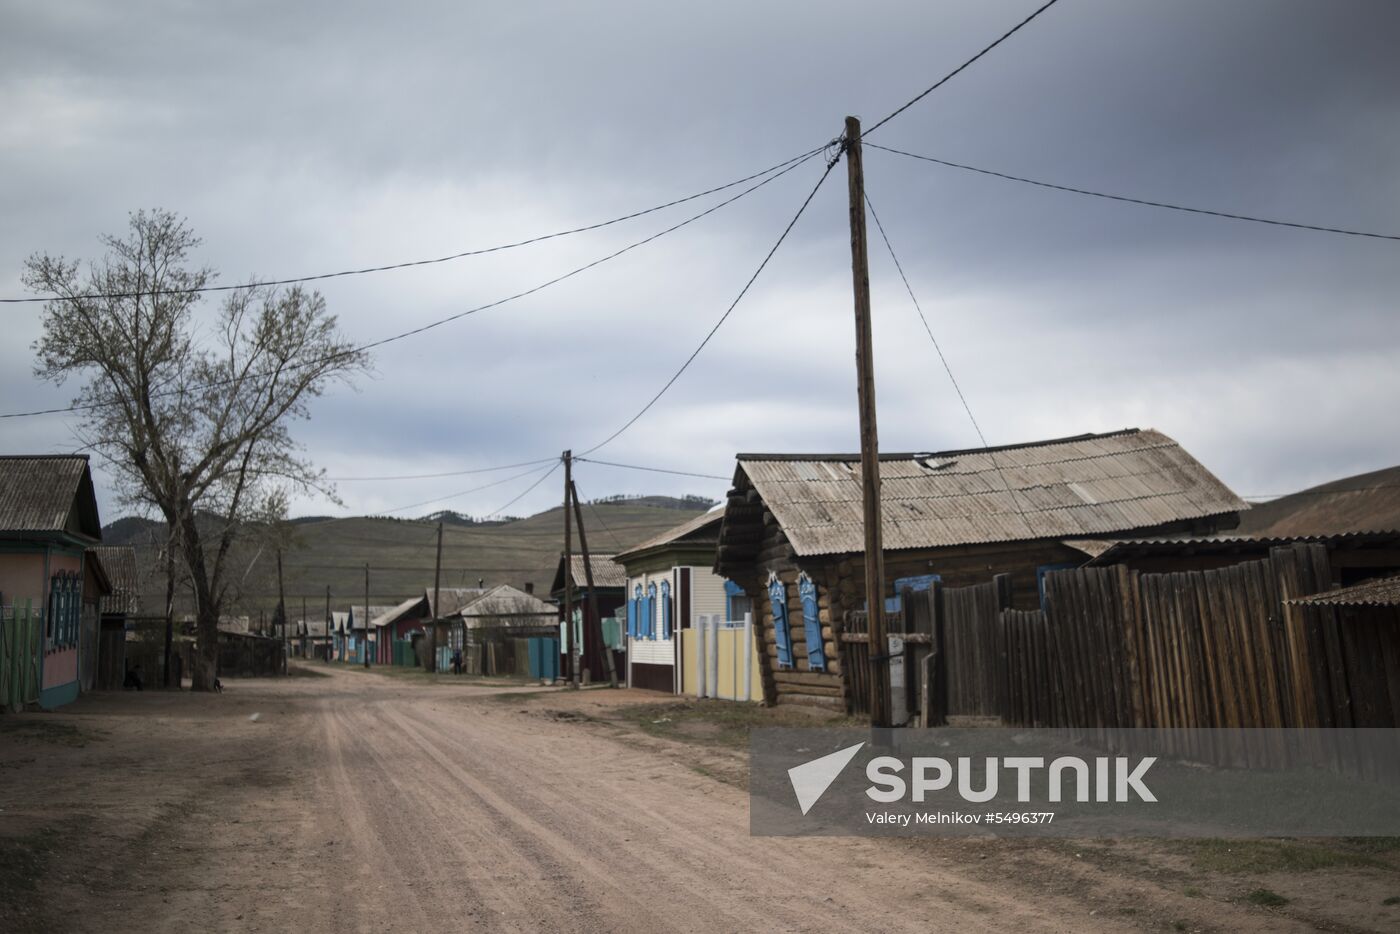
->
2, 600, 42, 712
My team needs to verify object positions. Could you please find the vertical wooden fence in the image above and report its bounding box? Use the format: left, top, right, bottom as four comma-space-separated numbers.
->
1, 600, 42, 712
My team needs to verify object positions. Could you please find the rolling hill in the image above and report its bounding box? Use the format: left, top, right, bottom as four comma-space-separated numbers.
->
102, 496, 715, 619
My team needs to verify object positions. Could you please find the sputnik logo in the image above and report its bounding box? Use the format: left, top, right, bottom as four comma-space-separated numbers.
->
787, 742, 865, 815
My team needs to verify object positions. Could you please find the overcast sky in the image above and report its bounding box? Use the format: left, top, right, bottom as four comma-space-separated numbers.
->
3, 0, 1398, 523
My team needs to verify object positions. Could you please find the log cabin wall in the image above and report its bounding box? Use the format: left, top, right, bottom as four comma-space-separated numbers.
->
720, 479, 1093, 710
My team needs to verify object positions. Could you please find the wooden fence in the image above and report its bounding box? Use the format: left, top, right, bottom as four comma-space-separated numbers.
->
842, 544, 1400, 735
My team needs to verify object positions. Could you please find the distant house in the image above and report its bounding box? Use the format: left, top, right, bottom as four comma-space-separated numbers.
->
90, 544, 139, 690
372, 595, 430, 666
330, 611, 350, 660
0, 455, 111, 710
550, 554, 626, 683
345, 604, 395, 664
613, 510, 734, 693
447, 584, 558, 676
714, 429, 1248, 709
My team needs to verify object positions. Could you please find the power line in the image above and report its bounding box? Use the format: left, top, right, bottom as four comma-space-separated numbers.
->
864, 0, 1065, 137
574, 457, 730, 482
1, 148, 822, 305
568, 478, 623, 551
484, 459, 562, 518
866, 142, 1400, 243
579, 155, 841, 456
864, 187, 1036, 538
1, 152, 819, 421
373, 461, 559, 516
326, 457, 558, 482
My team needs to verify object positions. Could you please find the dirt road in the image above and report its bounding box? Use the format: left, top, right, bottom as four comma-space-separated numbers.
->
2, 665, 1386, 932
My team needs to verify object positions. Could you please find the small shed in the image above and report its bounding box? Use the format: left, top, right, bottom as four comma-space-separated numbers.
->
90, 545, 140, 690
715, 428, 1248, 709
372, 595, 430, 666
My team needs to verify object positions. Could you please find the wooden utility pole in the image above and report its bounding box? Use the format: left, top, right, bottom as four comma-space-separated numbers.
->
432, 520, 444, 673
276, 548, 287, 674
324, 585, 331, 663
302, 595, 308, 659
563, 450, 578, 688
161, 528, 176, 689
569, 479, 617, 687
844, 115, 891, 727
363, 563, 371, 669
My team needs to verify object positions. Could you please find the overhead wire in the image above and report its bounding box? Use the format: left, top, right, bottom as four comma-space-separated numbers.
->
573, 457, 730, 482
863, 0, 1065, 137
0, 150, 821, 421
866, 142, 1400, 242
326, 457, 558, 482
483, 459, 563, 519
579, 154, 841, 456
0, 148, 823, 304
863, 187, 1037, 537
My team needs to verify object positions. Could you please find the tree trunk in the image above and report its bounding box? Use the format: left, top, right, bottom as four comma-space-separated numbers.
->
192, 606, 220, 691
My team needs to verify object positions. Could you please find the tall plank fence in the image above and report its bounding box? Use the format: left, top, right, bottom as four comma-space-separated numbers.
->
1, 600, 42, 712
843, 544, 1400, 736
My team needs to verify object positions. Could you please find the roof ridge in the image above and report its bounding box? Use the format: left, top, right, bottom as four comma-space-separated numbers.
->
737, 428, 1143, 462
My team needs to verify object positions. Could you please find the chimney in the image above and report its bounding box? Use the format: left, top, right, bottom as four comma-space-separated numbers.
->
524, 582, 534, 595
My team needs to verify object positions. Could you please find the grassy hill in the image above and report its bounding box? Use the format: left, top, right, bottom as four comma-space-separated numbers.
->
1235, 465, 1400, 538
103, 497, 714, 619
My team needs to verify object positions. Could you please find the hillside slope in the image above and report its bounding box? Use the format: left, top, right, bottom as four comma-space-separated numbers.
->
1235, 465, 1400, 537
103, 499, 712, 619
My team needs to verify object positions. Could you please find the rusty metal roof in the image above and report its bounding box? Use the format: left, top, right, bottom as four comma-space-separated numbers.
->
735, 429, 1247, 557
1288, 575, 1400, 608
613, 509, 723, 564
0, 455, 101, 538
91, 545, 140, 614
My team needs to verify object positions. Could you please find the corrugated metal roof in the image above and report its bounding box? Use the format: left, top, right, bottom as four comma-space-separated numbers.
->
348, 604, 396, 628
427, 587, 488, 618
457, 584, 556, 619
736, 429, 1247, 557
0, 455, 97, 535
372, 595, 427, 628
1288, 575, 1400, 608
613, 510, 723, 563
570, 554, 627, 589
91, 545, 140, 615
1081, 529, 1400, 566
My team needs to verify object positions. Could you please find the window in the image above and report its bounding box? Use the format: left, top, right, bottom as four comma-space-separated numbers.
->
724, 580, 752, 623
886, 574, 940, 613
645, 583, 657, 640
797, 573, 825, 671
47, 572, 80, 648
767, 573, 793, 669
659, 580, 672, 640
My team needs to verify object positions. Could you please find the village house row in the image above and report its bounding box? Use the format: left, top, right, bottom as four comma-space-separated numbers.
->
4, 427, 1400, 716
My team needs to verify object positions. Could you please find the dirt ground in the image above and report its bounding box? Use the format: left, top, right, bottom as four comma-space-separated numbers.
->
2, 664, 1397, 933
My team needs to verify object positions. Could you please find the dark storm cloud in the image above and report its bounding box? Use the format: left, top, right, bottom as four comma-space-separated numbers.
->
3, 0, 1398, 521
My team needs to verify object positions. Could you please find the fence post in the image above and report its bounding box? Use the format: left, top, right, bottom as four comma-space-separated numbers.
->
922, 583, 948, 727
741, 612, 753, 702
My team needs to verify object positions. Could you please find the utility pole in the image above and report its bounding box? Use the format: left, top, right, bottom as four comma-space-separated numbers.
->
276, 548, 287, 675
844, 115, 891, 727
363, 563, 371, 669
325, 585, 331, 663
563, 450, 577, 688
570, 479, 617, 687
302, 595, 307, 660
161, 528, 176, 689
432, 520, 443, 673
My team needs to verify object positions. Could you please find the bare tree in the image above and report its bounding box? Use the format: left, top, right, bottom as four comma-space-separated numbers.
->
25, 209, 369, 690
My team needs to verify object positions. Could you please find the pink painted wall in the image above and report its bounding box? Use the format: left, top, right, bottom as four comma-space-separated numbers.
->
0, 552, 45, 606
43, 646, 78, 689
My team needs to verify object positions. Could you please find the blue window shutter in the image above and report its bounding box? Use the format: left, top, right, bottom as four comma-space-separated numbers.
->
660, 580, 672, 640
626, 595, 637, 638
798, 574, 825, 671
767, 576, 793, 669
645, 583, 657, 640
